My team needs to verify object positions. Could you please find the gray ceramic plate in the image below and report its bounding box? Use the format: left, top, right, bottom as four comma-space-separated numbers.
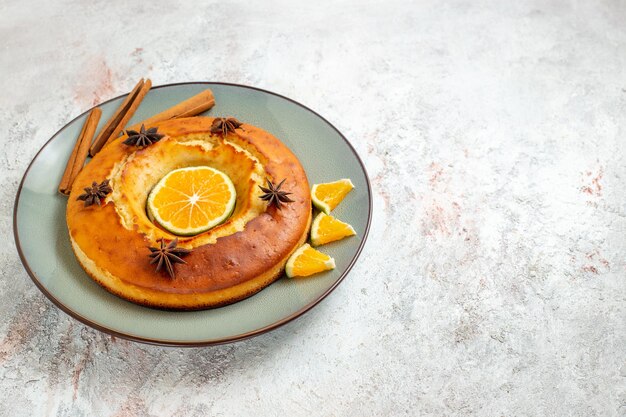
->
13, 82, 372, 346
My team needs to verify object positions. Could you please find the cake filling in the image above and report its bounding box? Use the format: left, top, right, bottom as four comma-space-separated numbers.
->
108, 132, 267, 247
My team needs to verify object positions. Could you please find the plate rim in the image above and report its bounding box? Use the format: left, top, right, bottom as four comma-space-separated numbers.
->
12, 81, 373, 347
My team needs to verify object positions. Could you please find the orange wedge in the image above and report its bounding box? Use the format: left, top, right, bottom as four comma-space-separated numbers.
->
310, 212, 356, 246
285, 244, 335, 278
311, 179, 354, 214
147, 166, 236, 236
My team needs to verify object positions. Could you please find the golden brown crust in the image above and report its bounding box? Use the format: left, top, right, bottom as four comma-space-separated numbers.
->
67, 117, 311, 310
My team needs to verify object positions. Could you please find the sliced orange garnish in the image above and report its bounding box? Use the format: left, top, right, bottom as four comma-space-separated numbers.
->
311, 179, 354, 214
285, 244, 335, 278
310, 212, 356, 246
147, 166, 236, 236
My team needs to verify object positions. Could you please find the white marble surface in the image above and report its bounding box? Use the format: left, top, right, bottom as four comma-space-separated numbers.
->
1, 0, 625, 415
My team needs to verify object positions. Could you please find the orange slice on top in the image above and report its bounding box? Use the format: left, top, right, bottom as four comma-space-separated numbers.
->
285, 244, 336, 278
311, 179, 354, 214
147, 166, 236, 236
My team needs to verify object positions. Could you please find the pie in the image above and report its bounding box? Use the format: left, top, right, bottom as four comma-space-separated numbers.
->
66, 116, 312, 310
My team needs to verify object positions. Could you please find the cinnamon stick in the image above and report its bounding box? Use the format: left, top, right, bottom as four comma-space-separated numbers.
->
126, 88, 215, 131
58, 130, 83, 194
89, 78, 145, 156
103, 78, 152, 147
58, 107, 102, 195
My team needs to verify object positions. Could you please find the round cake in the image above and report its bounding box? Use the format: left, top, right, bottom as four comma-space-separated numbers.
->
66, 116, 312, 310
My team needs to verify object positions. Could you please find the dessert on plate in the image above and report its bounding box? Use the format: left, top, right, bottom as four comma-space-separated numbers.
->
67, 116, 312, 310
60, 81, 356, 311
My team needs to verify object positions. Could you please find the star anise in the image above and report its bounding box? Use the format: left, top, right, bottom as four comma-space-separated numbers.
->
148, 238, 191, 279
77, 179, 112, 207
258, 178, 294, 210
210, 117, 242, 136
123, 124, 164, 147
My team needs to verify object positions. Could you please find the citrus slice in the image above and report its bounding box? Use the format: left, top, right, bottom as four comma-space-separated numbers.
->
311, 178, 354, 214
310, 212, 356, 246
285, 244, 335, 278
147, 166, 236, 236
